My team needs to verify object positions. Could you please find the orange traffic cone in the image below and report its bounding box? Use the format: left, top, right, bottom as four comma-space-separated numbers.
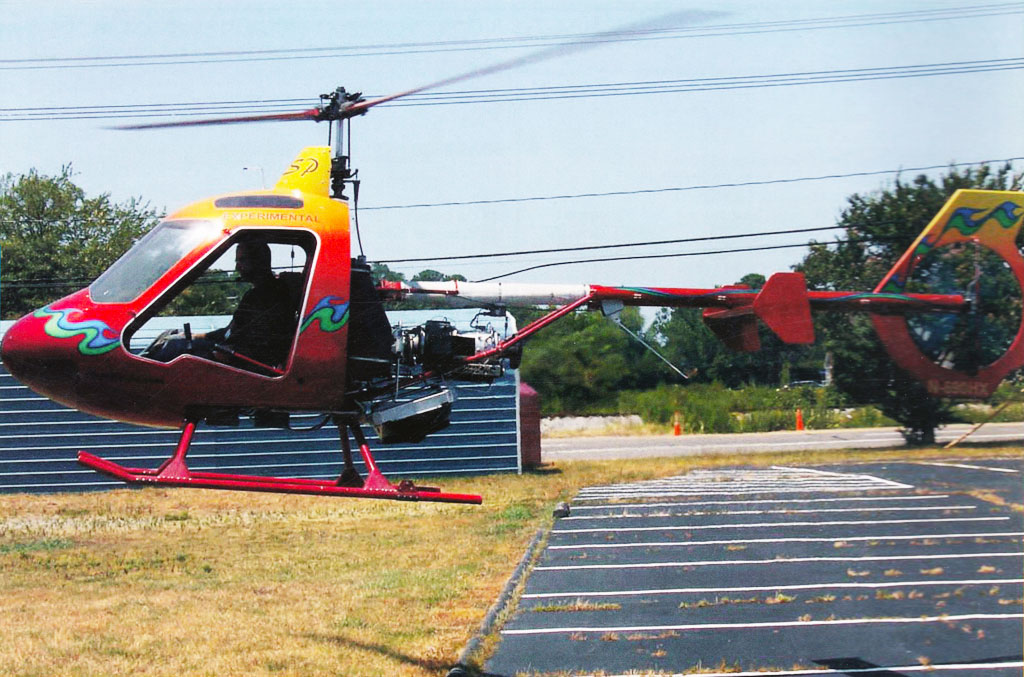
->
795, 408, 805, 431
672, 412, 682, 436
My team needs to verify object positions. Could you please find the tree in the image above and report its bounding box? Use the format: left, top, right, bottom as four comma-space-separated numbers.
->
411, 269, 466, 282
518, 306, 663, 414
738, 272, 766, 289
652, 309, 823, 388
372, 265, 470, 310
1, 167, 159, 319
371, 262, 405, 283
796, 164, 1023, 443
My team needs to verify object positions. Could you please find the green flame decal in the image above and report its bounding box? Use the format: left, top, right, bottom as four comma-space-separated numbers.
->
33, 306, 120, 355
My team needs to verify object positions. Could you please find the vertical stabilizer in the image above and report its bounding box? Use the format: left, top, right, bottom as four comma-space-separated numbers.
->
274, 147, 332, 197
754, 272, 814, 345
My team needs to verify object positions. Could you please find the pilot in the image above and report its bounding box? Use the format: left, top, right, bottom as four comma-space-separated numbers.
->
145, 239, 296, 369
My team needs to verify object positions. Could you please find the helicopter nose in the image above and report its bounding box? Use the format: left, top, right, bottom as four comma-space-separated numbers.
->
1, 312, 79, 402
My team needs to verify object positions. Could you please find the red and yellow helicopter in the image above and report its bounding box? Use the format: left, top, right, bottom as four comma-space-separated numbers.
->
2, 82, 1023, 505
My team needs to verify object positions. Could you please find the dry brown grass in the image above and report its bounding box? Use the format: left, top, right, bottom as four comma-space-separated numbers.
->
0, 445, 1020, 676
0, 456, 692, 677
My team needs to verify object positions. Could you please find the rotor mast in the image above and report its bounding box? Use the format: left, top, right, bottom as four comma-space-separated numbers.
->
320, 87, 365, 201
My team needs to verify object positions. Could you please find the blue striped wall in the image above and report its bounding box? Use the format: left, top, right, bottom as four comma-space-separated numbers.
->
0, 310, 521, 494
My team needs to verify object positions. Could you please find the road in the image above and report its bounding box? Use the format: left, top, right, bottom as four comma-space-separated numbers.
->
541, 421, 1024, 461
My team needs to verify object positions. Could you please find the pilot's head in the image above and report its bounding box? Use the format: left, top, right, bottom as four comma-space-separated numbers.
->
236, 240, 273, 283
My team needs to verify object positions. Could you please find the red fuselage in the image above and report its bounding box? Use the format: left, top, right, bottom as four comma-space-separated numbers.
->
2, 190, 353, 428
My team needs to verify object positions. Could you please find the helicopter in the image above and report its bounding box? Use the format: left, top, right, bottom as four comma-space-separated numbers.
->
2, 75, 1023, 505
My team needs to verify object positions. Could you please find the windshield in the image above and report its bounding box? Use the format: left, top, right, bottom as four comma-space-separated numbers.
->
90, 219, 222, 304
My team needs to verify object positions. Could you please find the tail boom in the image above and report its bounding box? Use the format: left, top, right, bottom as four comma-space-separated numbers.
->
380, 190, 1023, 399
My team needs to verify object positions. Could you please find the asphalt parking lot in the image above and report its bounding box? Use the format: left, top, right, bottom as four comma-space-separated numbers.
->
484, 458, 1024, 676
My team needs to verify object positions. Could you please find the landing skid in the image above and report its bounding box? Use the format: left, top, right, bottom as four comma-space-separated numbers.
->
77, 419, 482, 504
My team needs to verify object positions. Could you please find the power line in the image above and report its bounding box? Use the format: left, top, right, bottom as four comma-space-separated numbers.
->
0, 98, 312, 113
2, 157, 1019, 227
374, 211, 961, 267
363, 157, 1024, 210
2, 4, 1020, 71
472, 237, 889, 283
1, 224, 837, 288
381, 59, 1024, 107
0, 239, 841, 291
0, 225, 916, 291
375, 225, 845, 264
4, 58, 1021, 123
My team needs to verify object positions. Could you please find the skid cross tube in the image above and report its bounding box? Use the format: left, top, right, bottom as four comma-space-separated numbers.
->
78, 418, 482, 504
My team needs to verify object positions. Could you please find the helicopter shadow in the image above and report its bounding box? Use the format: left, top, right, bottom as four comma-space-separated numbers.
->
303, 632, 451, 673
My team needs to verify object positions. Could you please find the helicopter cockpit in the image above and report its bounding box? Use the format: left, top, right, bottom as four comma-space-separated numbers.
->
108, 221, 317, 375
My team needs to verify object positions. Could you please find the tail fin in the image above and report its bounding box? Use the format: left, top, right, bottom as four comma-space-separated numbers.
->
754, 272, 814, 345
872, 189, 1024, 398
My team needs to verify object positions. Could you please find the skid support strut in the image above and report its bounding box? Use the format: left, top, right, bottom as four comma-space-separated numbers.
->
78, 417, 482, 504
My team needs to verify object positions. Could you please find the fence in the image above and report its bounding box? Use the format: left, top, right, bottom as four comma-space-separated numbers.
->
0, 309, 522, 494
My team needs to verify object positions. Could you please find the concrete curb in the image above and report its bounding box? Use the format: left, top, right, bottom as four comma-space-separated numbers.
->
446, 527, 548, 677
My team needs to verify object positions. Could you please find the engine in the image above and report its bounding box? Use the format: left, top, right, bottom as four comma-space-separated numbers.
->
360, 318, 518, 444
393, 319, 515, 381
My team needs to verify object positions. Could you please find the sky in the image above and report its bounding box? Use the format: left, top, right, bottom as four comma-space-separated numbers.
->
2, 0, 1023, 291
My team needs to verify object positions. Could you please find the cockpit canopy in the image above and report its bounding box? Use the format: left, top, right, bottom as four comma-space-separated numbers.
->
90, 219, 223, 304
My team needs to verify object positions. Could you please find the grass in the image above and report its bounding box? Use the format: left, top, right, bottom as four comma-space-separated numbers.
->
543, 421, 670, 438
0, 444, 1020, 676
531, 599, 622, 613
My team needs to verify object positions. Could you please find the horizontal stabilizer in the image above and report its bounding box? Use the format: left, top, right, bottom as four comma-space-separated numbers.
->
754, 272, 815, 344
702, 308, 760, 352
702, 284, 760, 351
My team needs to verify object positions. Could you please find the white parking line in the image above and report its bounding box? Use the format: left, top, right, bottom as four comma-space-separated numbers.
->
506, 461, 1024, 676
579, 475, 906, 490
575, 468, 914, 500
552, 515, 1010, 535
560, 504, 976, 520
521, 577, 1024, 599
588, 659, 1024, 676
577, 486, 907, 500
575, 483, 913, 498
535, 550, 1022, 572
500, 612, 1023, 635
773, 465, 913, 488
547, 530, 1024, 550
917, 461, 1020, 474
569, 494, 951, 511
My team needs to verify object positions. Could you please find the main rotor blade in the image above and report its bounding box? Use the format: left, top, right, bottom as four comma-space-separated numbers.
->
349, 9, 718, 116
114, 10, 717, 130
111, 108, 321, 130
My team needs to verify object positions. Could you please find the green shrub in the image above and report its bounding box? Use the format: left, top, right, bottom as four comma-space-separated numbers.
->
611, 381, 1024, 433
835, 406, 896, 428
615, 383, 897, 433
736, 409, 794, 432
